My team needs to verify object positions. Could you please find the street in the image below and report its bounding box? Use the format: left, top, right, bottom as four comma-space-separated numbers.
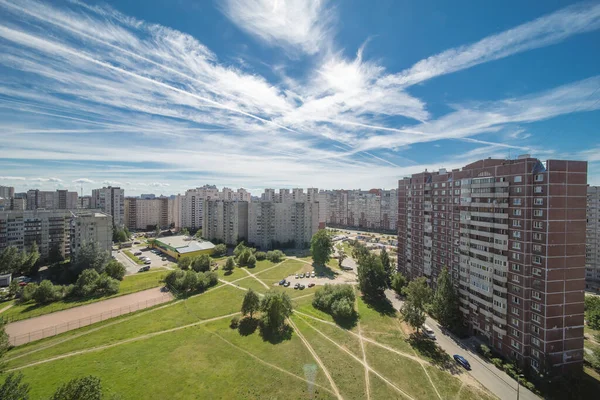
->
385, 289, 539, 400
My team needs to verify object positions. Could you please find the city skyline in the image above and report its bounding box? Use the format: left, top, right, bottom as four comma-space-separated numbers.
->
0, 0, 599, 196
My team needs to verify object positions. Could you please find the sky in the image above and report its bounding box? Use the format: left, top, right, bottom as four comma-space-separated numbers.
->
0, 0, 599, 197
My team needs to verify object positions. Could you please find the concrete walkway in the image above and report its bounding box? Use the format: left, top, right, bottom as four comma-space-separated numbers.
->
7, 287, 173, 345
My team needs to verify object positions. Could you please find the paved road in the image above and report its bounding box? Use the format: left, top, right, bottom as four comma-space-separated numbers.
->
385, 290, 539, 400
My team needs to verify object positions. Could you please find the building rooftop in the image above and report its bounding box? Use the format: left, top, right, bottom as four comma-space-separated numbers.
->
155, 235, 215, 254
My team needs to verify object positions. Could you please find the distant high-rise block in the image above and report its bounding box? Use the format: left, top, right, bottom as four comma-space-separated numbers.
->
586, 186, 600, 291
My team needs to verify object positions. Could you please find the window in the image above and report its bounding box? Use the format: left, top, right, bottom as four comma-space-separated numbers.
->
532, 349, 540, 358
513, 198, 522, 205
511, 307, 520, 315
512, 264, 521, 272
532, 291, 541, 300
512, 252, 521, 260
533, 255, 541, 264
513, 296, 520, 305
531, 337, 541, 347
534, 209, 543, 217
533, 233, 542, 241
532, 325, 540, 335
535, 186, 543, 193
533, 268, 542, 276
511, 339, 521, 350
512, 220, 521, 227
512, 275, 520, 283
534, 198, 544, 205
513, 242, 521, 250
533, 244, 542, 252
513, 231, 521, 238
535, 174, 544, 182
532, 314, 541, 324
511, 317, 520, 327
511, 328, 520, 337
532, 303, 542, 312
513, 209, 522, 216
515, 187, 522, 193
531, 359, 539, 369
533, 221, 543, 229
514, 176, 522, 183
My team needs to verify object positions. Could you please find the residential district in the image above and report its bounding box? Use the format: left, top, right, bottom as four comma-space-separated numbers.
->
1, 155, 600, 399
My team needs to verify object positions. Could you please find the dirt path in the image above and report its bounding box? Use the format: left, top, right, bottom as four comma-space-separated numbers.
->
0, 303, 14, 314
355, 293, 371, 400
6, 288, 173, 344
240, 268, 270, 289
287, 316, 343, 400
8, 312, 240, 372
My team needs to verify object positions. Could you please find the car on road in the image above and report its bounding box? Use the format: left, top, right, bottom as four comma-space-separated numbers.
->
144, 260, 152, 265
138, 266, 150, 272
279, 279, 286, 285
307, 283, 315, 288
294, 283, 299, 289
453, 354, 471, 370
283, 282, 290, 287
423, 325, 436, 340
134, 251, 142, 256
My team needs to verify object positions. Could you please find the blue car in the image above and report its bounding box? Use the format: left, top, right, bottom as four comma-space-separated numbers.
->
279, 279, 286, 285
453, 354, 471, 370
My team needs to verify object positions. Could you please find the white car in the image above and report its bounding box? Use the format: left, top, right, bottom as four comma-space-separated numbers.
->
295, 274, 299, 279
422, 325, 436, 340
310, 272, 315, 278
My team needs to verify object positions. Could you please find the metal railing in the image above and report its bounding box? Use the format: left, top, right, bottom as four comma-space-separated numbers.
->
9, 293, 172, 346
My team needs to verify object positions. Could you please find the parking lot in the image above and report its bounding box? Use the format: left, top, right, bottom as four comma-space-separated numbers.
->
273, 267, 358, 290
114, 243, 175, 275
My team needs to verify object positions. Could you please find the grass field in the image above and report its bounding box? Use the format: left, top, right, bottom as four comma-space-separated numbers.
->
123, 250, 144, 265
1, 271, 168, 322
2, 257, 498, 399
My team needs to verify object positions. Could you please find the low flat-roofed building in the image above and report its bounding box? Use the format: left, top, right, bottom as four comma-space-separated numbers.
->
151, 235, 215, 259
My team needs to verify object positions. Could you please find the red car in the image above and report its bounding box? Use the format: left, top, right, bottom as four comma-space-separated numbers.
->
307, 283, 315, 288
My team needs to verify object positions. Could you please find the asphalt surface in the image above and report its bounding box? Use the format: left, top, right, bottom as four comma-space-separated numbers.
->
385, 290, 539, 400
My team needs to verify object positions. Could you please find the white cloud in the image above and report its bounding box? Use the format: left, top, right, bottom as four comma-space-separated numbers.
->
0, 176, 26, 180
102, 180, 122, 186
72, 178, 94, 184
30, 177, 62, 182
381, 3, 600, 87
221, 0, 334, 54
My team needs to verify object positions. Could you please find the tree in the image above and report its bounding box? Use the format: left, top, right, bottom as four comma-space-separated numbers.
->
234, 242, 247, 258
223, 257, 235, 273
241, 289, 260, 318
266, 250, 284, 263
94, 274, 120, 295
191, 254, 211, 272
588, 308, 600, 331
357, 253, 387, 298
50, 376, 103, 400
310, 230, 333, 266
33, 280, 58, 304
105, 259, 126, 281
431, 267, 461, 329
260, 290, 293, 331
74, 269, 101, 297
338, 248, 347, 268
194, 229, 203, 239
391, 272, 407, 296
22, 242, 40, 276
400, 277, 433, 333
0, 372, 30, 400
0, 246, 25, 274
255, 251, 267, 261
247, 255, 257, 268
237, 249, 252, 266
19, 283, 38, 303
212, 244, 227, 257
180, 228, 190, 237
48, 242, 64, 263
380, 247, 394, 286
70, 241, 109, 276
154, 226, 161, 239
177, 256, 193, 270
182, 270, 198, 291
351, 241, 370, 263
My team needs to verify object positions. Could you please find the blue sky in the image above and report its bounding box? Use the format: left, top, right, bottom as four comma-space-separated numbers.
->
0, 0, 599, 196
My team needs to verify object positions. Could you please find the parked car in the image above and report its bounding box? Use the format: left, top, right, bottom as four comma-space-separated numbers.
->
283, 282, 291, 287
423, 325, 436, 340
138, 266, 151, 272
144, 260, 152, 265
310, 272, 315, 278
300, 273, 305, 278
307, 283, 315, 288
453, 355, 471, 370
299, 284, 305, 290
279, 279, 286, 285
134, 251, 142, 256
295, 274, 299, 279
162, 257, 167, 261
294, 283, 299, 289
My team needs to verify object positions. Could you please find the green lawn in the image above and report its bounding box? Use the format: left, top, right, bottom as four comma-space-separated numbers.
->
123, 250, 144, 265
1, 271, 168, 323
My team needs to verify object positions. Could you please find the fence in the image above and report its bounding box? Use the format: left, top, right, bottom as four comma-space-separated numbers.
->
9, 293, 172, 346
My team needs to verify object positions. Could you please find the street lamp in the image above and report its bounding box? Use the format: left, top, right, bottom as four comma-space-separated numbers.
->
516, 373, 525, 400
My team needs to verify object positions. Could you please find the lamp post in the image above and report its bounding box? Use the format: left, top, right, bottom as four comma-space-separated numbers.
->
516, 373, 524, 400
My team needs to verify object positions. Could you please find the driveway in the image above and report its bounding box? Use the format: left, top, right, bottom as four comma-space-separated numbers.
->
385, 290, 539, 400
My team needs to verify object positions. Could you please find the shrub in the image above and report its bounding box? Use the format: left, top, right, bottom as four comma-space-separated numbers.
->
94, 274, 120, 295
237, 249, 252, 266
247, 255, 257, 268
313, 284, 355, 319
177, 256, 193, 270
191, 255, 211, 273
182, 270, 198, 291
19, 283, 37, 303
255, 251, 267, 261
166, 269, 218, 294
491, 358, 503, 369
331, 297, 354, 319
230, 315, 240, 329
33, 280, 58, 304
524, 381, 536, 391
266, 250, 285, 263
479, 344, 492, 359
165, 269, 184, 288
105, 259, 126, 280
74, 269, 101, 297
212, 244, 227, 257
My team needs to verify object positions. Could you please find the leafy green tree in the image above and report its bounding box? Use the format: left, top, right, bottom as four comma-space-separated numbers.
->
19, 283, 38, 303
212, 244, 227, 257
0, 246, 24, 274
182, 270, 198, 291
237, 249, 252, 266
0, 372, 30, 400
391, 272, 407, 296
50, 376, 103, 400
223, 257, 235, 273
70, 241, 109, 276
180, 228, 190, 237
431, 267, 461, 329
379, 247, 394, 286
338, 248, 347, 267
194, 229, 203, 239
310, 230, 333, 266
94, 274, 120, 295
105, 259, 126, 281
22, 242, 40, 276
191, 254, 211, 272
74, 269, 101, 297
400, 277, 433, 333
0, 316, 9, 363
241, 289, 260, 318
165, 269, 184, 288
33, 280, 58, 304
351, 241, 370, 263
255, 251, 267, 261
588, 308, 600, 330
260, 290, 293, 331
247, 255, 257, 268
177, 256, 193, 270
48, 243, 64, 263
234, 242, 247, 258
357, 253, 387, 298
331, 297, 354, 319
266, 250, 284, 263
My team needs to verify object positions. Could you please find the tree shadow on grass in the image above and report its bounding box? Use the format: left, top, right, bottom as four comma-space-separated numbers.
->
238, 316, 259, 336
224, 270, 233, 276
312, 263, 336, 279
407, 334, 461, 374
259, 322, 293, 344
333, 310, 359, 330
361, 293, 396, 317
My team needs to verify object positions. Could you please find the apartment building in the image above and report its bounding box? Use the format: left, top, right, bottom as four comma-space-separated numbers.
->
168, 194, 183, 229
0, 210, 112, 260
91, 187, 125, 227
586, 186, 600, 291
203, 199, 248, 245
0, 186, 14, 199
180, 186, 252, 230
78, 196, 92, 209
26, 189, 78, 210
397, 157, 587, 377
322, 189, 398, 231
248, 189, 319, 250
124, 197, 169, 231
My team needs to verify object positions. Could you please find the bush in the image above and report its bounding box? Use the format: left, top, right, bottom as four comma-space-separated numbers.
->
33, 280, 58, 304
266, 250, 285, 263
230, 315, 240, 329
491, 358, 503, 369
255, 251, 267, 261
313, 284, 355, 319
74, 269, 101, 297
19, 283, 38, 303
212, 244, 227, 257
479, 344, 492, 359
177, 256, 193, 270
247, 255, 257, 268
331, 297, 354, 319
191, 255, 211, 273
94, 274, 120, 295
105, 260, 126, 280
524, 381, 536, 392
237, 249, 252, 266
165, 269, 218, 294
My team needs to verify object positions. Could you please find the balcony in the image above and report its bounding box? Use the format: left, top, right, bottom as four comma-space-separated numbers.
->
480, 308, 492, 319
492, 313, 507, 325
459, 306, 470, 315
493, 325, 507, 335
